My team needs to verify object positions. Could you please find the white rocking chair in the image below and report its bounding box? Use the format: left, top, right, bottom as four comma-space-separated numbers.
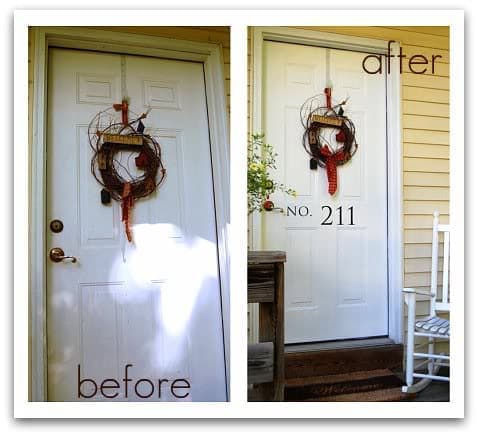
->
402, 211, 450, 394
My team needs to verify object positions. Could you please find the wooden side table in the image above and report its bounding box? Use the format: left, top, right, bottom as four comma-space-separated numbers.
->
247, 251, 285, 401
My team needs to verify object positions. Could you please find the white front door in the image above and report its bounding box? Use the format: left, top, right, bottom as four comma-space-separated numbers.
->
46, 48, 226, 401
263, 41, 388, 344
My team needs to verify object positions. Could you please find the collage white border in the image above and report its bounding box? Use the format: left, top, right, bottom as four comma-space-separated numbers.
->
13, 9, 464, 418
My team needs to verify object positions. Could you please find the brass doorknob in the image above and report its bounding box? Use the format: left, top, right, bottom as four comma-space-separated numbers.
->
49, 247, 77, 263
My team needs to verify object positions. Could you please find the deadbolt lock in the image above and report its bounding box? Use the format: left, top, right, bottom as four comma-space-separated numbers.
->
50, 219, 64, 233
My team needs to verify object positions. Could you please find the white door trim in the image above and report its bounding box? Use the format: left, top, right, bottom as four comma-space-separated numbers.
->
30, 27, 230, 401
251, 26, 403, 345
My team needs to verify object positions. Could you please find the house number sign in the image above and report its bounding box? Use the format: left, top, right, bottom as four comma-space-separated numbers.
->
287, 204, 356, 226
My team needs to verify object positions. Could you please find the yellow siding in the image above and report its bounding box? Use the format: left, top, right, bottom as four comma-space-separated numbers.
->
295, 26, 449, 49
249, 26, 450, 351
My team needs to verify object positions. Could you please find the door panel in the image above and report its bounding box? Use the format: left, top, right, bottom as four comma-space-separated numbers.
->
263, 41, 388, 343
47, 49, 226, 401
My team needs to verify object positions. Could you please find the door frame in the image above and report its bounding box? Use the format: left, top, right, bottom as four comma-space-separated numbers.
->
30, 27, 230, 401
250, 26, 403, 346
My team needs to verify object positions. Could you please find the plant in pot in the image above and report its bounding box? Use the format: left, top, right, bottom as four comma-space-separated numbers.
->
248, 133, 296, 214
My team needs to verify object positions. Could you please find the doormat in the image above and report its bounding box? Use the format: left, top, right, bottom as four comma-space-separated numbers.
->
285, 369, 413, 402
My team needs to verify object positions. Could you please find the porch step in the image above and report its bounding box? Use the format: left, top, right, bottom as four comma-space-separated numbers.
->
284, 342, 412, 401
285, 342, 403, 380
285, 368, 411, 402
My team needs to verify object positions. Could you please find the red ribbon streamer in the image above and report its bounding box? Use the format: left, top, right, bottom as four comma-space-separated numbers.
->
324, 87, 332, 110
320, 145, 347, 195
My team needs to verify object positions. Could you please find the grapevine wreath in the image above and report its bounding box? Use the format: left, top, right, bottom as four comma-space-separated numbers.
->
300, 88, 358, 195
88, 100, 166, 242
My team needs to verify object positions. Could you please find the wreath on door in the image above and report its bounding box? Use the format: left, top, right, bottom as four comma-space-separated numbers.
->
301, 88, 358, 195
88, 100, 166, 242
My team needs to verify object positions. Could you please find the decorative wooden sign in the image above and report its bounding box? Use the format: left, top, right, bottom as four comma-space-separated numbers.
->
102, 133, 143, 146
311, 114, 343, 127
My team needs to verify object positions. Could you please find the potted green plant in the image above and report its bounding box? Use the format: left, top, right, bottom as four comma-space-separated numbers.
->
247, 133, 296, 214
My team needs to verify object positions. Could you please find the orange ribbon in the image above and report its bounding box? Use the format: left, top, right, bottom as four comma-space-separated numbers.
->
113, 100, 129, 126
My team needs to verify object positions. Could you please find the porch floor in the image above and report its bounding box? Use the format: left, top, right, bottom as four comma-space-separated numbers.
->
406, 368, 450, 402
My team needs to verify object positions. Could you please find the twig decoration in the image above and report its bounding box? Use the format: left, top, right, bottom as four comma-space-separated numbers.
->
300, 89, 358, 195
88, 104, 166, 242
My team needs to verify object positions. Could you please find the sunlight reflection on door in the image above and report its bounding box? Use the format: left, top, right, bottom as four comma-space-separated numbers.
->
107, 222, 218, 400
